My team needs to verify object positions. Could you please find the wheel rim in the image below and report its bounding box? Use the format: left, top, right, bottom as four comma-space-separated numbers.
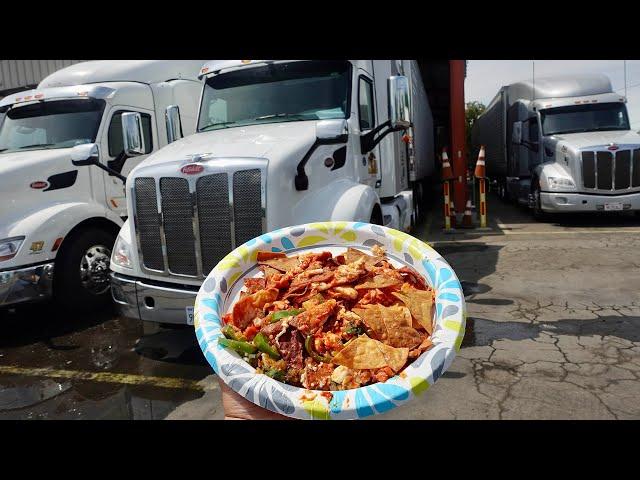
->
79, 244, 111, 295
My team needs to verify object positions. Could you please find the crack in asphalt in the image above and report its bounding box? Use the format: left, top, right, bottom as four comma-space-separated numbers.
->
459, 298, 640, 419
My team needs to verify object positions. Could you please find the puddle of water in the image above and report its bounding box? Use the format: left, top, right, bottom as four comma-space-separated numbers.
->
0, 377, 72, 410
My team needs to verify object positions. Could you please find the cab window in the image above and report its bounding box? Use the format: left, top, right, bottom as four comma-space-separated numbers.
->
108, 111, 153, 156
358, 76, 375, 131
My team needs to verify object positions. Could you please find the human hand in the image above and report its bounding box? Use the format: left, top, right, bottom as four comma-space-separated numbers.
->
218, 377, 291, 420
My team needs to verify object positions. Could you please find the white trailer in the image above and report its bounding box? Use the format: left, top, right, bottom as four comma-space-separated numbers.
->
472, 73, 640, 218
107, 59, 435, 327
0, 60, 205, 310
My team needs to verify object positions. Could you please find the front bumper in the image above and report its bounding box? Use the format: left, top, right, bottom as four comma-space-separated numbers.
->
0, 262, 54, 308
540, 191, 640, 212
110, 272, 199, 325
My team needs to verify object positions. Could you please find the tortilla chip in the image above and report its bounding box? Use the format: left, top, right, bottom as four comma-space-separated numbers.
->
392, 285, 435, 334
353, 304, 422, 349
256, 251, 286, 261
354, 273, 403, 290
345, 247, 385, 269
253, 288, 279, 307
352, 306, 386, 340
258, 255, 300, 273
230, 288, 277, 329
332, 335, 408, 373
289, 299, 337, 334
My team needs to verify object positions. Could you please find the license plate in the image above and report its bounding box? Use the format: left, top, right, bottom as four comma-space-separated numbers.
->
604, 202, 623, 211
186, 306, 195, 325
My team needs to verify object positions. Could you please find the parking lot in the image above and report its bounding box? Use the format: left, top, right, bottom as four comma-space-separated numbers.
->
1, 192, 640, 420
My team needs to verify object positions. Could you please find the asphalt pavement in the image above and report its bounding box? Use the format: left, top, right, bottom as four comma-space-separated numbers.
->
1, 190, 639, 419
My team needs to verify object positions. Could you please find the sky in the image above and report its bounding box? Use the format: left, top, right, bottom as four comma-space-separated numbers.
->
465, 60, 640, 132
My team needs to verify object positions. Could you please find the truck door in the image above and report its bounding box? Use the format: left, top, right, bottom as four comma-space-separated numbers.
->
356, 72, 381, 189
524, 116, 542, 172
100, 107, 155, 216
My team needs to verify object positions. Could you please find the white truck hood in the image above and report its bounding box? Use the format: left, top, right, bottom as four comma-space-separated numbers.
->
552, 130, 640, 149
131, 120, 319, 173
0, 147, 75, 202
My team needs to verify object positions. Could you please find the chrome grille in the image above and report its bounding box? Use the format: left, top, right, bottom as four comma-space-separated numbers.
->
581, 148, 638, 191
133, 166, 265, 279
197, 174, 233, 274
233, 169, 263, 246
160, 178, 197, 276
134, 178, 164, 271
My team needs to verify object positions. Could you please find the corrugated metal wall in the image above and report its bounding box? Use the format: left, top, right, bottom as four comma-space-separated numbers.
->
0, 60, 86, 96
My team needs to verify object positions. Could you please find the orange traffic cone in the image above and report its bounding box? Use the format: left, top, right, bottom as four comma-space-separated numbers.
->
449, 200, 457, 228
441, 148, 455, 181
474, 145, 486, 179
461, 200, 474, 228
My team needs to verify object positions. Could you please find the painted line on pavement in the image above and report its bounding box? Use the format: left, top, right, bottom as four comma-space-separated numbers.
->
0, 365, 212, 392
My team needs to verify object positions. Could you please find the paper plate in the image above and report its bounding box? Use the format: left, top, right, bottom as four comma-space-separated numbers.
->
194, 221, 466, 420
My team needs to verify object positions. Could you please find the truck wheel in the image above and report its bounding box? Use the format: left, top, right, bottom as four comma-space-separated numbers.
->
370, 205, 383, 226
54, 228, 115, 312
531, 185, 548, 222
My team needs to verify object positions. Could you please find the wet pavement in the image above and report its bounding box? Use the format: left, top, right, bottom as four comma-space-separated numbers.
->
376, 190, 640, 419
2, 189, 640, 419
0, 302, 218, 419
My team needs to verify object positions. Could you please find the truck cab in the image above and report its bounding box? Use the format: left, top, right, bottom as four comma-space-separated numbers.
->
109, 59, 434, 327
475, 74, 640, 218
0, 60, 204, 310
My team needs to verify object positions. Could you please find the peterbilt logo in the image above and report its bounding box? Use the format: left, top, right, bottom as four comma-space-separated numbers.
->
181, 164, 204, 175
607, 143, 619, 151
30, 181, 49, 189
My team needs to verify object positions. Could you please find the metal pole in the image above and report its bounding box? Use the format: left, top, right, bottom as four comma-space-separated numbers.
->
479, 178, 487, 228
443, 181, 451, 230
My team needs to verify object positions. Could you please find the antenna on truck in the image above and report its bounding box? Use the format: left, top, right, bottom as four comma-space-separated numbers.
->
624, 60, 628, 98
532, 60, 535, 102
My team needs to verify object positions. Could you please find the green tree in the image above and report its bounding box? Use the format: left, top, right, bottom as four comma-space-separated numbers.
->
465, 101, 486, 162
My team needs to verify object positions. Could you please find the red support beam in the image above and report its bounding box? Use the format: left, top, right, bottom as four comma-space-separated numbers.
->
449, 60, 467, 213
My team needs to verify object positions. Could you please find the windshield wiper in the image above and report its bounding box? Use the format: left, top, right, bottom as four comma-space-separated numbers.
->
199, 121, 237, 132
253, 113, 306, 121
17, 143, 55, 149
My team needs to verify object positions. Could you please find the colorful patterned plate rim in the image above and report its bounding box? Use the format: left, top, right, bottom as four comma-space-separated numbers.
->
194, 221, 466, 420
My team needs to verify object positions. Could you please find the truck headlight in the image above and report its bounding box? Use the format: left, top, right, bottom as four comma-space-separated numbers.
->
0, 236, 25, 262
112, 234, 133, 269
546, 177, 576, 191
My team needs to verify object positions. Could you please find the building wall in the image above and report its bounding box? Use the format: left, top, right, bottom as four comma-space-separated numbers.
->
0, 60, 86, 97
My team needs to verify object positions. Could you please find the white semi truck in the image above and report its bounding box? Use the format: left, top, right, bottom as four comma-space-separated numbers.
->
472, 73, 640, 219
0, 60, 204, 310
106, 60, 434, 327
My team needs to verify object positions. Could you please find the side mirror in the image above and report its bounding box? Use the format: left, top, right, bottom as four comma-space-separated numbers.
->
388, 75, 411, 130
512, 121, 523, 144
165, 105, 183, 144
71, 143, 100, 166
122, 112, 146, 156
316, 119, 348, 142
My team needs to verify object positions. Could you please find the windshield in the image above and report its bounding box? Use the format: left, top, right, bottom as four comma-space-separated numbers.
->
0, 99, 105, 153
540, 102, 630, 136
198, 60, 352, 132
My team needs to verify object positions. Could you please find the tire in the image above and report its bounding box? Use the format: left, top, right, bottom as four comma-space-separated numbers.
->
531, 183, 548, 222
370, 205, 383, 226
54, 227, 115, 312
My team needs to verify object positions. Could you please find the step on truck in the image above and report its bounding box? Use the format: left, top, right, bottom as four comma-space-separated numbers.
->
106, 60, 434, 327
0, 60, 205, 310
472, 73, 640, 219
